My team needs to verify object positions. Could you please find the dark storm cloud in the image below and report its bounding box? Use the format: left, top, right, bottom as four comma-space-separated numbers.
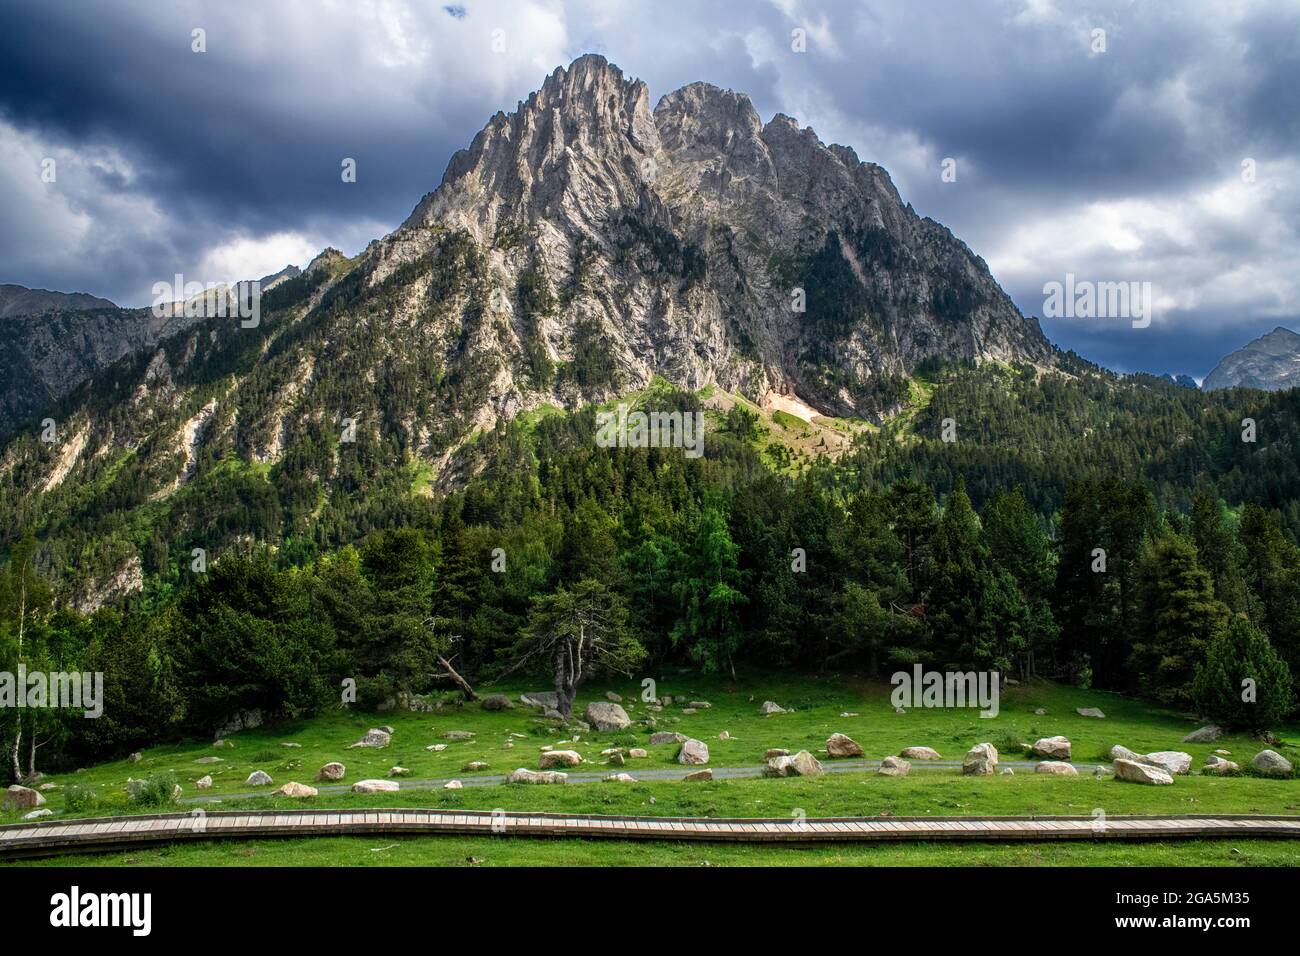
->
0, 0, 1296, 376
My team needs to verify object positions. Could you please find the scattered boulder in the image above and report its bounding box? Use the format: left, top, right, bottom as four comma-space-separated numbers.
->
387, 766, 410, 777
444, 780, 463, 789
425, 744, 447, 752
790, 750, 825, 777
196, 775, 213, 789
1093, 766, 1108, 778
128, 752, 143, 764
507, 768, 567, 784
1035, 761, 1078, 776
689, 700, 711, 709
1002, 768, 1015, 776
539, 750, 582, 769
1182, 725, 1222, 743
3, 785, 45, 810
678, 739, 710, 765
443, 730, 475, 741
520, 691, 560, 710
281, 742, 302, 748
682, 708, 698, 715
1033, 708, 1047, 716
650, 731, 688, 745
194, 756, 223, 764
605, 691, 623, 703
1142, 751, 1192, 775
628, 748, 648, 759
317, 762, 346, 781
1203, 755, 1239, 775
607, 773, 636, 783
764, 748, 790, 760
683, 769, 713, 782
22, 808, 52, 820
215, 708, 264, 737
718, 730, 731, 740
826, 733, 864, 758
347, 728, 392, 749
1113, 758, 1173, 785
352, 779, 400, 793
962, 743, 999, 776
900, 746, 941, 760
274, 782, 318, 798
878, 756, 910, 777
245, 770, 273, 787
585, 701, 631, 732
609, 753, 625, 766
1251, 750, 1293, 777
759, 700, 786, 715
1110, 744, 1140, 762
464, 761, 488, 771
1076, 707, 1106, 718
1031, 735, 1072, 760
480, 694, 514, 711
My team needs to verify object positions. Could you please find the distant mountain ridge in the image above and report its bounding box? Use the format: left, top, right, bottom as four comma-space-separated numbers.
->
1203, 327, 1300, 392
0, 283, 116, 318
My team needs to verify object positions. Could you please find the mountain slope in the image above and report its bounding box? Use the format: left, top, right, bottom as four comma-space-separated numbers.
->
1, 54, 1067, 606
1203, 327, 1300, 392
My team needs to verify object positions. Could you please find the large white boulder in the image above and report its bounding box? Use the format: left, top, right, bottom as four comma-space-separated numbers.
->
678, 738, 710, 765
352, 779, 400, 793
245, 770, 273, 786
1031, 736, 1071, 760
962, 743, 999, 775
1113, 758, 1173, 785
826, 733, 864, 758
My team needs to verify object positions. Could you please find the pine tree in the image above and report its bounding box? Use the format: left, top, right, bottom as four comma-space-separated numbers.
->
1193, 615, 1293, 731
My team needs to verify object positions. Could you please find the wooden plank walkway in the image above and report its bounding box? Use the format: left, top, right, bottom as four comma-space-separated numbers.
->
3, 810, 1300, 859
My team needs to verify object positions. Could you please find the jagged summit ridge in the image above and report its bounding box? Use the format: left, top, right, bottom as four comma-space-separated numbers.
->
379, 54, 1051, 429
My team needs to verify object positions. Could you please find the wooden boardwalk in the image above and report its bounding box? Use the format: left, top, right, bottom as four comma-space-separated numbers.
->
4, 810, 1300, 858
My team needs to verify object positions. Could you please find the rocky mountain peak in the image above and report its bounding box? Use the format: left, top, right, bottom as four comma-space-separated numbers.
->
1203, 326, 1300, 391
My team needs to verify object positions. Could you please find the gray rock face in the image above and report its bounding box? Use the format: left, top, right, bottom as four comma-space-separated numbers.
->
1203, 327, 1300, 391
1182, 725, 1222, 743
585, 701, 631, 731
391, 53, 1051, 436
1142, 751, 1193, 775
317, 762, 346, 781
1076, 707, 1106, 718
246, 770, 273, 786
759, 701, 786, 715
481, 693, 514, 711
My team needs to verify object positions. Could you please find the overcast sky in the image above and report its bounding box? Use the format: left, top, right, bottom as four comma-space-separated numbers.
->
2, 0, 1297, 377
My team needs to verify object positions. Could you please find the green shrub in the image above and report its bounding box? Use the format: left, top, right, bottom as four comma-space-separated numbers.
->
128, 772, 180, 808
63, 784, 100, 814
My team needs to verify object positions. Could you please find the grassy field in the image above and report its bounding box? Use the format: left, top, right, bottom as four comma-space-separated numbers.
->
5, 674, 1298, 866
